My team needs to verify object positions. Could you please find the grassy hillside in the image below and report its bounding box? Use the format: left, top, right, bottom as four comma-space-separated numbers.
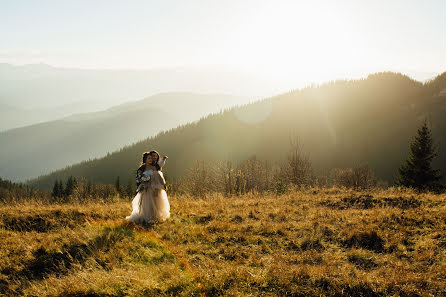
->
29, 71, 446, 190
1, 189, 445, 296
0, 93, 248, 182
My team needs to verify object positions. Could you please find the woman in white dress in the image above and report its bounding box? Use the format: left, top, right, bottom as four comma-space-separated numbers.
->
126, 151, 170, 223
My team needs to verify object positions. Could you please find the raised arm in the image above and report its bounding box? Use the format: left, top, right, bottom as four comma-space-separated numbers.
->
158, 155, 168, 169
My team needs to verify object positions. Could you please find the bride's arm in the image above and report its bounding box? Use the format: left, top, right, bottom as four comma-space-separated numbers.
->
136, 168, 145, 185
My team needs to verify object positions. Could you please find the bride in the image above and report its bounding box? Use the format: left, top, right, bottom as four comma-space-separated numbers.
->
126, 150, 170, 223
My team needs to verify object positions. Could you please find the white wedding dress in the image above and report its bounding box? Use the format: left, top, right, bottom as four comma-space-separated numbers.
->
126, 169, 170, 223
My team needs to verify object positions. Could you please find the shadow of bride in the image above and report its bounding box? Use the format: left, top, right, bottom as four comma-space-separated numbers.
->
120, 219, 159, 231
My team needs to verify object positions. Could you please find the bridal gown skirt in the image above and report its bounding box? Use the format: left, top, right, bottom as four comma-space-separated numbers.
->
126, 188, 170, 223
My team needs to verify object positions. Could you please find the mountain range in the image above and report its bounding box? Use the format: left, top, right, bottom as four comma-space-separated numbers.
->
0, 92, 249, 182
28, 71, 446, 189
0, 63, 275, 131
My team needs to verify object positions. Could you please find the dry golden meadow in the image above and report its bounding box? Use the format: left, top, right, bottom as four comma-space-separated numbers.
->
1, 188, 445, 296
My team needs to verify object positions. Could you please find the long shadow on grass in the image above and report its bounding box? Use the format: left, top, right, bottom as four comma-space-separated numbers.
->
28, 227, 132, 279
320, 195, 422, 210
1, 210, 102, 233
122, 220, 157, 231
1, 227, 133, 295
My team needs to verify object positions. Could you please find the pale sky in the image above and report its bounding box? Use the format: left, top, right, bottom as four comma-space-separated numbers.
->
1, 0, 445, 84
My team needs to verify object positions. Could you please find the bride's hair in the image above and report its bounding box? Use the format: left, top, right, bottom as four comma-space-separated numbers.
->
140, 152, 151, 167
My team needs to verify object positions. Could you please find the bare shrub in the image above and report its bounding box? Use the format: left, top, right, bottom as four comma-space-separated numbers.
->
179, 161, 222, 197
217, 160, 237, 196
71, 179, 118, 202
237, 156, 274, 194
332, 164, 377, 190
181, 157, 281, 196
282, 137, 313, 187
179, 139, 316, 197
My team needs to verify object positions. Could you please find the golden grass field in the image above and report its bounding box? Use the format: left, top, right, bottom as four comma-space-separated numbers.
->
1, 188, 445, 296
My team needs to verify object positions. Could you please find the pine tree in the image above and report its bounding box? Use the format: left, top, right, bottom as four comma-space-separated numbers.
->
115, 176, 121, 193
65, 176, 75, 197
58, 180, 64, 197
87, 180, 92, 195
51, 180, 60, 197
397, 120, 441, 191
125, 177, 134, 197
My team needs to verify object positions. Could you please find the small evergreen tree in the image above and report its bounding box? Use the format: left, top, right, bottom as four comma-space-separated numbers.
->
51, 180, 60, 197
87, 180, 92, 195
397, 120, 441, 191
115, 176, 121, 193
125, 177, 134, 197
58, 180, 64, 197
64, 176, 77, 197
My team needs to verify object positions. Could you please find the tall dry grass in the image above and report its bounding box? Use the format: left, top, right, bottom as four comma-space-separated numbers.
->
1, 187, 445, 296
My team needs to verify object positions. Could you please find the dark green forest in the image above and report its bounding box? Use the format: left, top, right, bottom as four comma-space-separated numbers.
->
0, 177, 44, 202
29, 71, 446, 190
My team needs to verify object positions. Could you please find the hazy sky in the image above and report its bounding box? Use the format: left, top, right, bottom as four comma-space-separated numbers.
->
1, 0, 445, 84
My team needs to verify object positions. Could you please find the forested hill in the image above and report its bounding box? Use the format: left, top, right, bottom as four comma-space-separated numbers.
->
29, 72, 446, 189
1, 93, 248, 182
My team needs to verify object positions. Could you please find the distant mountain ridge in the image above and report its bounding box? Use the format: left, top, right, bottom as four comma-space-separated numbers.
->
0, 63, 273, 131
29, 71, 446, 190
0, 92, 249, 182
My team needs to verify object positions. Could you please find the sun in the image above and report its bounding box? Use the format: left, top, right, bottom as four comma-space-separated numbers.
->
221, 1, 372, 86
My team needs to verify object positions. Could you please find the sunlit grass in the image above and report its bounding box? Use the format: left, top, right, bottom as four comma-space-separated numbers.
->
1, 188, 445, 296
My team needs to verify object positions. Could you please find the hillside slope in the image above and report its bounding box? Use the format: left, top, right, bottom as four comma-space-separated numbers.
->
1, 93, 248, 182
29, 72, 446, 189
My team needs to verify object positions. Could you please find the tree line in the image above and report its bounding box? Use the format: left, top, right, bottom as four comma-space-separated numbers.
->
50, 175, 137, 203
0, 178, 44, 203
1, 120, 442, 204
